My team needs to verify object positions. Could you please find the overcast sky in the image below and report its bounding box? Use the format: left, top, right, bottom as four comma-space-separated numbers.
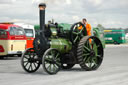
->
0, 0, 128, 28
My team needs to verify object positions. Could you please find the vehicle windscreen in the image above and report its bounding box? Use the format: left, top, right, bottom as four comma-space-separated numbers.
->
0, 29, 7, 38
105, 31, 123, 35
9, 27, 25, 35
24, 29, 34, 37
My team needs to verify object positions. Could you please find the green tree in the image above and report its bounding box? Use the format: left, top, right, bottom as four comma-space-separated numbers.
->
97, 24, 105, 31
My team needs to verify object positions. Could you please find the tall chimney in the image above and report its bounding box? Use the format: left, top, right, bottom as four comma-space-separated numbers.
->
38, 3, 49, 51
39, 3, 46, 33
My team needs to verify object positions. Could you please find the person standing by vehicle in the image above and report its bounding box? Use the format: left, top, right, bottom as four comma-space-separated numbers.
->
82, 18, 92, 36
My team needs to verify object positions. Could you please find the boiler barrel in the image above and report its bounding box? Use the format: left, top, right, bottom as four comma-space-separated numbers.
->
50, 38, 72, 53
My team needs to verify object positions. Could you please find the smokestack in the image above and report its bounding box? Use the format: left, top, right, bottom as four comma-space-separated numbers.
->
36, 3, 49, 52
39, 3, 46, 32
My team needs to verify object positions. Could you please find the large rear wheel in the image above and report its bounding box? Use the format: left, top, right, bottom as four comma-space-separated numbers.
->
77, 36, 104, 71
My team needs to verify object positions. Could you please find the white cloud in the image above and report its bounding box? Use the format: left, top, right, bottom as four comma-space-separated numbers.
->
12, 0, 17, 2
0, 0, 128, 28
32, 0, 72, 5
66, 0, 71, 5
88, 0, 102, 6
72, 16, 80, 22
32, 0, 40, 3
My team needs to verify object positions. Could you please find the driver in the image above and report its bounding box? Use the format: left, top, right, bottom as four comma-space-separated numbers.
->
78, 18, 92, 36
82, 18, 92, 36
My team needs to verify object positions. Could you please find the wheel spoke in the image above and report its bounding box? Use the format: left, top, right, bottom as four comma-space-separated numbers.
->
78, 37, 81, 41
33, 62, 37, 68
45, 61, 49, 64
56, 61, 61, 67
55, 53, 59, 59
51, 50, 54, 57
87, 40, 92, 50
93, 44, 97, 50
93, 44, 98, 56
45, 58, 52, 62
31, 63, 33, 71
23, 61, 28, 63
46, 64, 50, 70
80, 34, 84, 38
88, 58, 93, 68
79, 27, 84, 33
89, 63, 92, 68
97, 55, 103, 60
25, 62, 29, 67
53, 64, 57, 72
56, 58, 60, 61
83, 53, 90, 56
74, 35, 79, 43
91, 40, 95, 47
83, 56, 88, 62
84, 56, 90, 63
73, 32, 78, 35
47, 64, 52, 72
28, 52, 31, 58
31, 53, 35, 58
84, 45, 90, 52
28, 63, 32, 71
24, 56, 29, 59
92, 57, 97, 66
73, 25, 77, 30
54, 64, 59, 69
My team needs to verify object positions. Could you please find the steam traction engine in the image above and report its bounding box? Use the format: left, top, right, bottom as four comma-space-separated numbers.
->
21, 3, 104, 75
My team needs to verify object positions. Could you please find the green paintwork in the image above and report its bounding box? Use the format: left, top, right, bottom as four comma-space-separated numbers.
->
58, 23, 71, 31
34, 23, 71, 31
93, 27, 105, 48
104, 29, 126, 44
50, 27, 57, 36
34, 24, 72, 53
50, 38, 72, 53
34, 25, 40, 30
83, 40, 98, 68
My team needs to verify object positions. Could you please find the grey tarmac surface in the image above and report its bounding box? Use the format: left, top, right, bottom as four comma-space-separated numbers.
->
0, 45, 128, 85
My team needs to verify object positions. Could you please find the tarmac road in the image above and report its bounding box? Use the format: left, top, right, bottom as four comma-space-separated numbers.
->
0, 45, 128, 85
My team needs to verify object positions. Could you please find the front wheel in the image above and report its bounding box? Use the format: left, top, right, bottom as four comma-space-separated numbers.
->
42, 48, 61, 75
21, 48, 40, 73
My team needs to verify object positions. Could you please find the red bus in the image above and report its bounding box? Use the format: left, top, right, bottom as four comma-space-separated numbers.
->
0, 24, 26, 58
14, 23, 35, 48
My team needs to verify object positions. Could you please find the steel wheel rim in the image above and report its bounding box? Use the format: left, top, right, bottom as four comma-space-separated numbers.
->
70, 22, 87, 44
43, 48, 61, 74
21, 48, 40, 73
83, 37, 103, 69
